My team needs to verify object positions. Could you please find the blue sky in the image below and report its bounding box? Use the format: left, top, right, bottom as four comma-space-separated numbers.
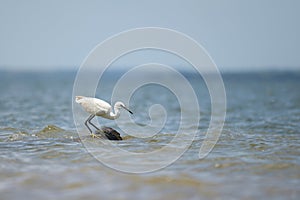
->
0, 0, 299, 71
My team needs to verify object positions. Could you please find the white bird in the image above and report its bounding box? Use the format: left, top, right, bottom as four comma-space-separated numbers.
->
75, 96, 133, 135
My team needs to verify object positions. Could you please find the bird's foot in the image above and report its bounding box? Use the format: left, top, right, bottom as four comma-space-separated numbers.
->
90, 133, 101, 139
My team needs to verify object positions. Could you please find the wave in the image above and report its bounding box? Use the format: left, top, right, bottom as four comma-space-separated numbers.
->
0, 125, 78, 142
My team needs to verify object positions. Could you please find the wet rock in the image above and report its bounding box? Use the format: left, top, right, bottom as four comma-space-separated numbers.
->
95, 127, 122, 140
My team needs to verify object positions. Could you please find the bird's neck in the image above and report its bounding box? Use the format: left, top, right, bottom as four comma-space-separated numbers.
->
110, 107, 121, 119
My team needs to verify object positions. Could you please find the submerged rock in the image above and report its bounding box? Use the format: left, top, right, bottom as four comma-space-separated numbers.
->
95, 127, 122, 140
35, 125, 75, 139
39, 125, 64, 133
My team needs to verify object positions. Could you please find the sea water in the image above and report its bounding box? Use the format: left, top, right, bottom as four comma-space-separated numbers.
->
0, 70, 299, 199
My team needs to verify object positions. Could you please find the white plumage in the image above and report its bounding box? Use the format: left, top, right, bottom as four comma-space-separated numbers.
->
75, 96, 132, 134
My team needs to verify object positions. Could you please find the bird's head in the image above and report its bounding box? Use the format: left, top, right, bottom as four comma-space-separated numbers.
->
75, 96, 84, 104
115, 102, 133, 114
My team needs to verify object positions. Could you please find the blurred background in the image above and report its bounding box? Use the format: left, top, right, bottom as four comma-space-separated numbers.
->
0, 1, 299, 200
0, 0, 299, 72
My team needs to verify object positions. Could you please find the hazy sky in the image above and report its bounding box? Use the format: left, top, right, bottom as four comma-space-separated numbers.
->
0, 0, 299, 71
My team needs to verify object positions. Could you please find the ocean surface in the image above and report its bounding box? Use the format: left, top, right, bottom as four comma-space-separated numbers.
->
0, 70, 299, 199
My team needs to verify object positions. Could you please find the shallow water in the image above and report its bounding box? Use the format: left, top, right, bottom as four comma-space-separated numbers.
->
0, 70, 299, 199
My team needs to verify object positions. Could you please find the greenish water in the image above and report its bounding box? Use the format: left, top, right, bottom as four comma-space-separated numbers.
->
0, 70, 299, 199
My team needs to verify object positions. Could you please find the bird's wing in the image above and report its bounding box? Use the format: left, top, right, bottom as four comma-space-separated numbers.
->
93, 98, 112, 114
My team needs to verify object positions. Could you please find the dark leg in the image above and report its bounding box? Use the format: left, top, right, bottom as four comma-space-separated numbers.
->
84, 115, 94, 133
88, 115, 100, 130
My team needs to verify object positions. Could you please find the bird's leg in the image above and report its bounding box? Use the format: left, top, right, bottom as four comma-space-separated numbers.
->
88, 115, 100, 130
84, 115, 93, 134
85, 115, 101, 138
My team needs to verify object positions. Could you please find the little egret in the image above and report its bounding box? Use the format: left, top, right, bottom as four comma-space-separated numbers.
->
75, 96, 133, 138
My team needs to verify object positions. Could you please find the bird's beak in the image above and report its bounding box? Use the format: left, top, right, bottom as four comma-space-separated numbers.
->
122, 105, 133, 114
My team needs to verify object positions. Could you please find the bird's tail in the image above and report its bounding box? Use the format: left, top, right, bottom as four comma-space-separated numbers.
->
75, 96, 84, 103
